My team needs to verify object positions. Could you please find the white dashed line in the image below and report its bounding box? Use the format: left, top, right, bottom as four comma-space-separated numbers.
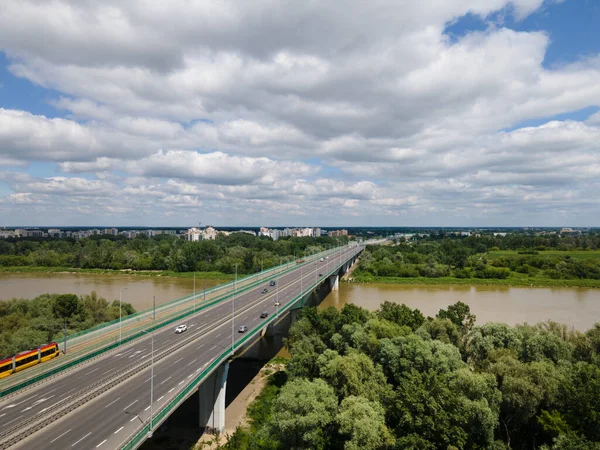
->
123, 400, 138, 410
160, 376, 172, 385
50, 428, 72, 443
157, 396, 164, 402
85, 368, 98, 375
104, 397, 121, 408
144, 406, 151, 411
71, 432, 91, 447
114, 427, 124, 434
187, 359, 197, 367
168, 388, 174, 393
130, 415, 139, 422
96, 439, 107, 448
174, 357, 183, 364
179, 380, 184, 386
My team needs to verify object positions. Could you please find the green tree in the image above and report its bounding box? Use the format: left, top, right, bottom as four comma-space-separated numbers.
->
270, 378, 338, 450
336, 396, 395, 450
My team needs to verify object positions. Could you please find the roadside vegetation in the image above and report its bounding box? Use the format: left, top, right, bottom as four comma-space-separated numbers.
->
223, 302, 600, 450
0, 234, 348, 275
353, 233, 600, 288
0, 292, 135, 358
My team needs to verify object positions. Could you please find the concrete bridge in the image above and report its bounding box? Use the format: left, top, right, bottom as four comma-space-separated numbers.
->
0, 244, 362, 450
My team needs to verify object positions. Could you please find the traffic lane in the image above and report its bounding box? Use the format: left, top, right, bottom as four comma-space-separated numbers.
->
0, 252, 314, 426
18, 284, 296, 450
2, 247, 358, 435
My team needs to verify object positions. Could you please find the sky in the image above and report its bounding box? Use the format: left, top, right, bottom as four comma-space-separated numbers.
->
0, 0, 599, 228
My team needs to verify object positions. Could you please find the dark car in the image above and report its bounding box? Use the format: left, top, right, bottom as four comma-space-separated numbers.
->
319, 273, 323, 277
260, 312, 269, 318
262, 288, 268, 294
269, 280, 276, 287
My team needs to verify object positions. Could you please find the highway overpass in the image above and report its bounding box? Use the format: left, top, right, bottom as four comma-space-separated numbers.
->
0, 244, 363, 450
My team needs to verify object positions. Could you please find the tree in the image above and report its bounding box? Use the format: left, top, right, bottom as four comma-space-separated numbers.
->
52, 294, 80, 353
270, 378, 338, 450
336, 396, 394, 450
376, 301, 425, 330
437, 302, 476, 336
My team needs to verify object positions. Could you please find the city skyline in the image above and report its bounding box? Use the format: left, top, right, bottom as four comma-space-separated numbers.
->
1, 1, 599, 227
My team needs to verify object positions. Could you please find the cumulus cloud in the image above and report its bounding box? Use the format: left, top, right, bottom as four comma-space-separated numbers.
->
0, 0, 599, 225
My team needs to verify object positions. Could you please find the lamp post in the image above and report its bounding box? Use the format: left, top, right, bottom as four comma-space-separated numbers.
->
119, 287, 128, 344
141, 330, 154, 439
232, 264, 238, 355
277, 257, 281, 318
193, 272, 196, 312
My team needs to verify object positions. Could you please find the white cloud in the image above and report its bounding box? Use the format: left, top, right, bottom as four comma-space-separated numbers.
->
0, 0, 599, 225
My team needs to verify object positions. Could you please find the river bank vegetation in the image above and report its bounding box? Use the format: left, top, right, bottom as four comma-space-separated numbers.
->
0, 292, 135, 358
353, 234, 600, 288
224, 302, 600, 450
0, 234, 347, 275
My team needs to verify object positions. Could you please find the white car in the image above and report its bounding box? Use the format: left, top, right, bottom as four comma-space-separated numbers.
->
175, 324, 187, 334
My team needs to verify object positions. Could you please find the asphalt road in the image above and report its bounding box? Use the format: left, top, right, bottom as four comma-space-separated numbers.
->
0, 245, 361, 450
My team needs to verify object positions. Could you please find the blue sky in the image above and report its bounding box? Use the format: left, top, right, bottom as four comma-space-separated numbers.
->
0, 0, 599, 227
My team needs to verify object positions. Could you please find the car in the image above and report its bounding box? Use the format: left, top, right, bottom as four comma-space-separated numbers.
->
175, 324, 187, 333
269, 280, 276, 286
260, 312, 269, 318
274, 301, 281, 306
320, 258, 324, 262
319, 273, 323, 277
262, 288, 268, 294
238, 325, 248, 333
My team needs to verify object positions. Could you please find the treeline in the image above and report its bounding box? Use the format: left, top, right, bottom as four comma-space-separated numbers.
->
225, 302, 600, 450
0, 292, 135, 358
356, 240, 600, 280
0, 234, 347, 274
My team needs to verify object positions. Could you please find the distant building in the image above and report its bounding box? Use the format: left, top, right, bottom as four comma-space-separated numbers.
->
328, 229, 348, 237
185, 227, 203, 242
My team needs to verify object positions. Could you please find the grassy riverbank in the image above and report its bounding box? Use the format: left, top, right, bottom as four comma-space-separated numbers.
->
351, 274, 600, 288
0, 265, 234, 280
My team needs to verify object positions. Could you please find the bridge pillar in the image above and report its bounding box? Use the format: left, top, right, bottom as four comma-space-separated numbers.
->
329, 274, 339, 291
199, 361, 229, 434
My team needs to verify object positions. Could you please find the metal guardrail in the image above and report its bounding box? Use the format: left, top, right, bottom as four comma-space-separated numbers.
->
0, 246, 346, 397
120, 246, 363, 450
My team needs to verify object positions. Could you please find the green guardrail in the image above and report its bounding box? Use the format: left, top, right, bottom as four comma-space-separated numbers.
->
0, 248, 346, 398
120, 246, 363, 450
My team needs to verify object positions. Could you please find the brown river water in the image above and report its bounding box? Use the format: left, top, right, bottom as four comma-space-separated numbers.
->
1, 274, 599, 330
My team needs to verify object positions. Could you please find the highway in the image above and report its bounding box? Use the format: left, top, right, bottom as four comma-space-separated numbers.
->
0, 245, 361, 450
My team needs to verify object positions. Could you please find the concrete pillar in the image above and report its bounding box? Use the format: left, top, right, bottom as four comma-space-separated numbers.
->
199, 361, 229, 434
330, 274, 339, 291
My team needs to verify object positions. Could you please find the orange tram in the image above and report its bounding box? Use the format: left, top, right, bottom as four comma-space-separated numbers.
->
0, 342, 59, 379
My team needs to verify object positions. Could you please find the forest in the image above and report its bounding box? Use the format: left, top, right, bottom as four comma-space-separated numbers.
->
0, 292, 135, 358
0, 234, 347, 274
224, 302, 600, 450
354, 236, 600, 285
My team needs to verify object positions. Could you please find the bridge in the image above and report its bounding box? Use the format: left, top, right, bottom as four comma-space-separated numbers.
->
0, 244, 363, 450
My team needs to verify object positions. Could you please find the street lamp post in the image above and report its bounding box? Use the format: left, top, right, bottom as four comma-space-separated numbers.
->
142, 330, 154, 439
232, 264, 238, 355
193, 272, 196, 312
119, 287, 128, 344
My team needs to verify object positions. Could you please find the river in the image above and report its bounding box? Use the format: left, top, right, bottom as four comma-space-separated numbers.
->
321, 283, 600, 331
1, 274, 598, 330
0, 273, 223, 310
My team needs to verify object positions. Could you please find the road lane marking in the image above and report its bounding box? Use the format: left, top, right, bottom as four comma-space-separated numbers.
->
50, 428, 72, 443
96, 439, 107, 448
104, 397, 121, 408
114, 426, 124, 434
102, 368, 114, 375
130, 415, 139, 422
187, 358, 197, 366
197, 344, 204, 350
3, 414, 23, 426
209, 345, 217, 351
123, 400, 138, 410
0, 413, 5, 418
157, 396, 164, 402
85, 368, 98, 375
144, 405, 150, 411
160, 376, 172, 385
40, 396, 70, 414
168, 388, 174, 393
179, 380, 184, 386
174, 357, 183, 364
72, 432, 92, 447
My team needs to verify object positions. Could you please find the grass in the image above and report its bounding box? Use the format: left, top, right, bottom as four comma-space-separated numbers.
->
0, 266, 234, 280
486, 250, 600, 261
351, 274, 600, 288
